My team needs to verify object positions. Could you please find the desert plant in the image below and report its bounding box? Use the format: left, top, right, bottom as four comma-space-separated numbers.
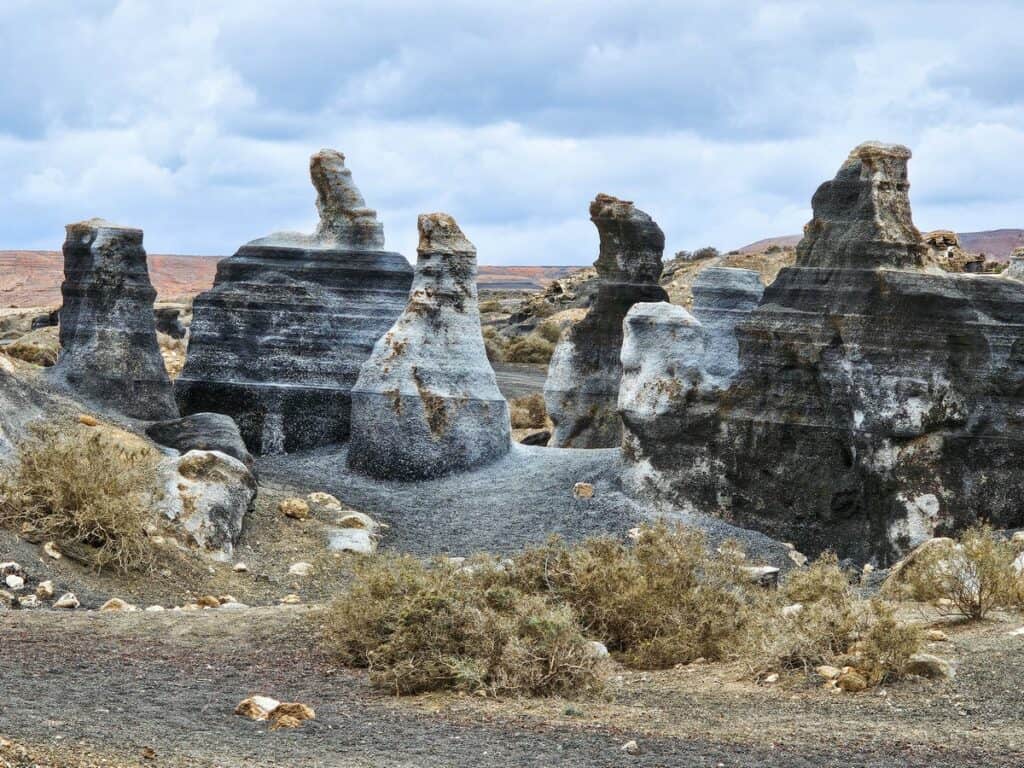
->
0, 422, 160, 573
322, 554, 606, 696
479, 299, 504, 314
692, 246, 720, 260
5, 328, 60, 366
481, 327, 506, 363
536, 320, 562, 344
504, 334, 555, 364
509, 394, 548, 429
902, 524, 1022, 620
508, 523, 756, 668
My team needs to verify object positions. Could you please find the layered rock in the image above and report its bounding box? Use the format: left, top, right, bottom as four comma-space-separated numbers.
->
544, 194, 668, 447
176, 150, 413, 454
689, 268, 764, 380
50, 219, 177, 420
621, 142, 1024, 563
348, 213, 510, 479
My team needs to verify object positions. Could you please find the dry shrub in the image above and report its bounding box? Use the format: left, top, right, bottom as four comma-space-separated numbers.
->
504, 334, 555, 364
322, 554, 606, 697
479, 299, 504, 314
509, 394, 548, 429
482, 327, 506, 363
5, 327, 60, 366
0, 422, 160, 573
767, 554, 922, 684
901, 524, 1022, 620
536, 320, 562, 344
508, 523, 756, 668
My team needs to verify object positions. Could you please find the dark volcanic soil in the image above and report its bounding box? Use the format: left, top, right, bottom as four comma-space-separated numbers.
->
2, 607, 1022, 767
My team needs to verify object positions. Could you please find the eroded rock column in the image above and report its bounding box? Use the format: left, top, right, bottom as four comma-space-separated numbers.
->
51, 219, 177, 420
347, 214, 511, 480
544, 194, 668, 448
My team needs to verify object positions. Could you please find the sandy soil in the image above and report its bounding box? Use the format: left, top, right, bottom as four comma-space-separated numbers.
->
2, 606, 1022, 768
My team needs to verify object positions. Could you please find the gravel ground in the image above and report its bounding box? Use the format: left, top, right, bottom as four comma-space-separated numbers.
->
2, 607, 1021, 768
258, 444, 795, 569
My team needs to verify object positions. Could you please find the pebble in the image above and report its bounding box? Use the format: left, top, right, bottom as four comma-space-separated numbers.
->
620, 740, 640, 755
279, 594, 301, 605
5, 574, 25, 591
279, 498, 310, 520
42, 542, 62, 560
233, 562, 248, 573
926, 629, 949, 642
288, 562, 314, 577
100, 598, 137, 612
145, 605, 165, 612
36, 580, 54, 599
572, 482, 594, 500
78, 414, 98, 426
53, 593, 80, 609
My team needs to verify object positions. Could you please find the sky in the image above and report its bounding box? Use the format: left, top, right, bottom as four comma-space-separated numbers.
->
1, 1, 1022, 265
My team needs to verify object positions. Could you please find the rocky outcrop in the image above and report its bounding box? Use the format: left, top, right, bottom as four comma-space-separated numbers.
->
544, 195, 668, 448
689, 268, 764, 380
1004, 248, 1024, 281
347, 213, 510, 480
158, 450, 256, 560
50, 219, 177, 420
175, 151, 413, 454
621, 142, 1024, 564
145, 412, 254, 471
922, 230, 984, 273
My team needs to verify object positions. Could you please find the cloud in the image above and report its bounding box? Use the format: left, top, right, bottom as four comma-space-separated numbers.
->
0, 1, 1021, 263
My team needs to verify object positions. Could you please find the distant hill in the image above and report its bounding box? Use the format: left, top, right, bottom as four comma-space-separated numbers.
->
0, 251, 584, 308
736, 229, 1024, 260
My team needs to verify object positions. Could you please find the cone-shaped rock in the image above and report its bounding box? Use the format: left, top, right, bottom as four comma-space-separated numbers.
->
620, 142, 1024, 563
347, 213, 511, 480
50, 219, 177, 420
544, 194, 668, 448
175, 150, 413, 454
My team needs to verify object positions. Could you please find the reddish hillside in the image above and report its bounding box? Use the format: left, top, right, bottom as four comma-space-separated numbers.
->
737, 229, 1023, 260
0, 252, 584, 308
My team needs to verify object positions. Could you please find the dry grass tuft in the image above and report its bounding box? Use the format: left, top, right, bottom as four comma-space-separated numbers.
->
900, 524, 1023, 620
504, 334, 555, 364
0, 422, 161, 573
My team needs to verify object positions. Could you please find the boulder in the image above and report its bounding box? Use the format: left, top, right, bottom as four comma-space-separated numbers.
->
348, 213, 511, 480
905, 653, 954, 679
176, 150, 413, 454
153, 306, 188, 339
159, 450, 256, 559
145, 412, 254, 471
50, 219, 177, 420
545, 194, 668, 447
619, 142, 1024, 563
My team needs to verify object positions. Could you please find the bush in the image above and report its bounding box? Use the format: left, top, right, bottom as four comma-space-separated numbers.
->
504, 335, 555, 364
482, 327, 506, 363
902, 525, 1023, 620
536, 320, 561, 344
322, 554, 607, 696
768, 554, 923, 684
692, 246, 720, 260
0, 422, 160, 573
509, 394, 547, 429
5, 327, 60, 366
479, 299, 504, 314
508, 523, 756, 668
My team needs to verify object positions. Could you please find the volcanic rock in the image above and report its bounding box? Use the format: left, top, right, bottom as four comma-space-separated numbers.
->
145, 413, 254, 471
923, 230, 984, 273
153, 306, 188, 339
176, 150, 413, 454
545, 194, 668, 447
689, 267, 764, 380
348, 213, 511, 479
620, 142, 1024, 563
49, 219, 177, 420
158, 450, 256, 559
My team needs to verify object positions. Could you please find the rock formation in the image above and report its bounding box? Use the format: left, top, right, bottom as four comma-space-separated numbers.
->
689, 267, 763, 380
50, 219, 177, 421
922, 230, 984, 273
145, 412, 254, 471
347, 213, 510, 480
620, 142, 1024, 564
1004, 247, 1024, 281
175, 150, 413, 454
544, 194, 668, 448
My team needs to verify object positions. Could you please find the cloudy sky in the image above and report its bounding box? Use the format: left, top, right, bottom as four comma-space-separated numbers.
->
1, 1, 1022, 264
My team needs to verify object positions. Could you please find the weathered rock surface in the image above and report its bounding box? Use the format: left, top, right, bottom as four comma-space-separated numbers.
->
545, 194, 669, 448
145, 413, 254, 471
50, 219, 177, 420
689, 267, 764, 381
348, 213, 511, 480
176, 150, 413, 454
923, 230, 984, 273
620, 142, 1024, 563
158, 450, 256, 559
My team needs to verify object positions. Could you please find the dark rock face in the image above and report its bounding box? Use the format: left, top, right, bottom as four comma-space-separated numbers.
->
348, 213, 511, 480
175, 150, 413, 454
145, 412, 254, 471
544, 194, 668, 448
154, 307, 187, 339
31, 310, 59, 330
621, 142, 1024, 564
50, 219, 177, 421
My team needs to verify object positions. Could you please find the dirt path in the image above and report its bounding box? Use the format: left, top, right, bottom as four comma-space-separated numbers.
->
3, 607, 1021, 768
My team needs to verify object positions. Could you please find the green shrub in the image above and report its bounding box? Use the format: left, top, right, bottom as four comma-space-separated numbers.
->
504, 335, 555, 364
0, 423, 160, 573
